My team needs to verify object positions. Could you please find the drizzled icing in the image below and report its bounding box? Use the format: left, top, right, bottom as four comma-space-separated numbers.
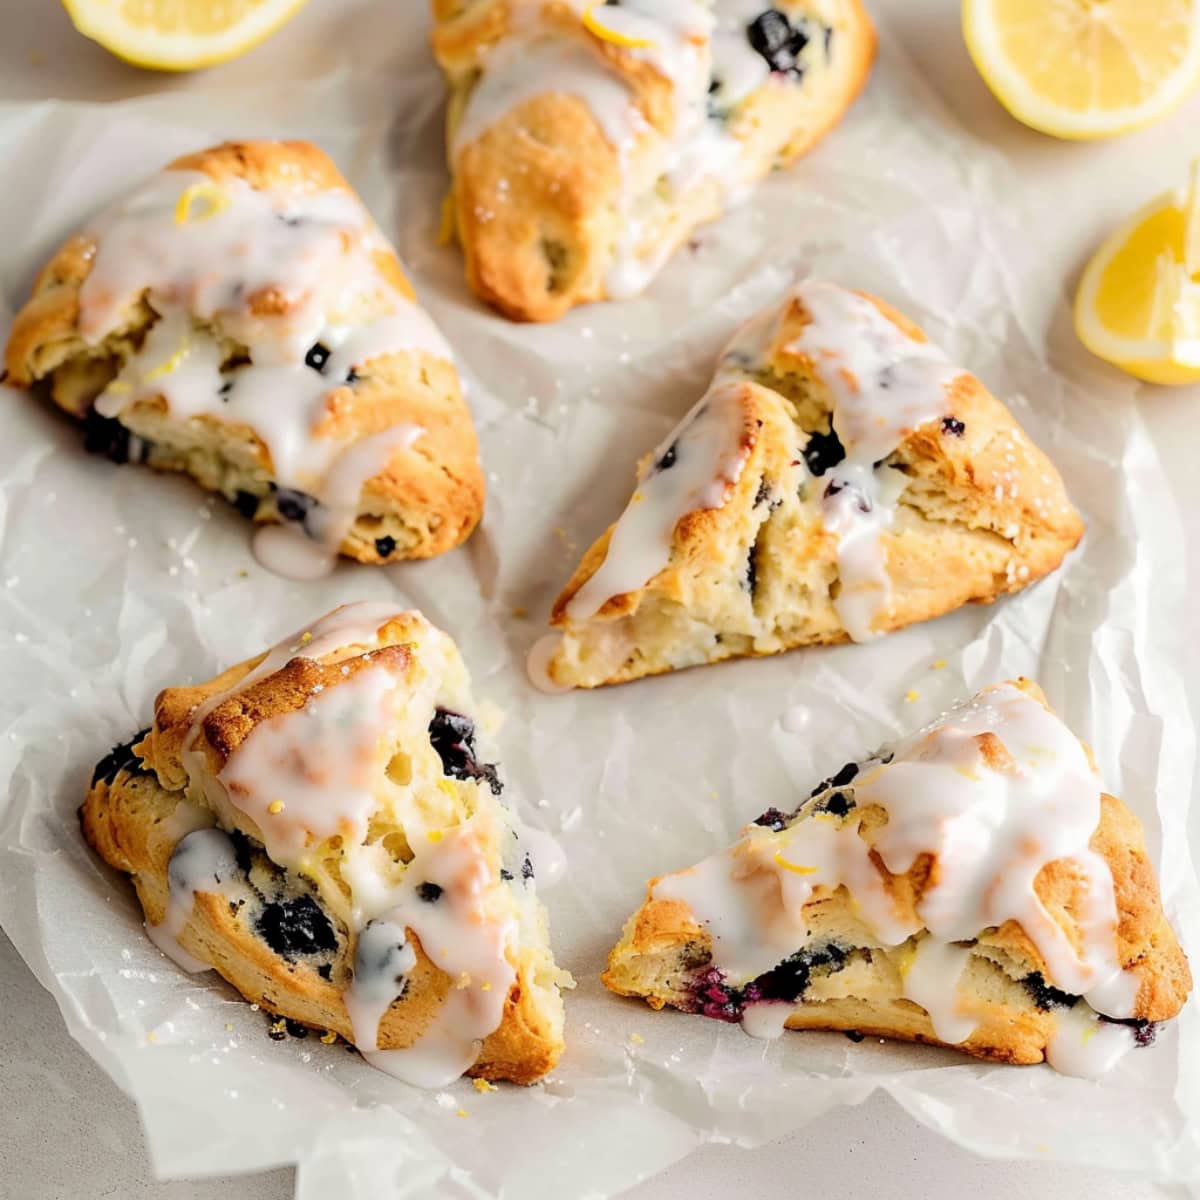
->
346, 820, 517, 1088
80, 167, 451, 580
173, 602, 522, 1086
654, 683, 1141, 1075
218, 663, 404, 867
454, 0, 771, 298
565, 380, 749, 619
780, 281, 965, 640
145, 826, 239, 974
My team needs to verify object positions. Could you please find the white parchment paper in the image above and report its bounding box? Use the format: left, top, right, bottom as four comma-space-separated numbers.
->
0, 6, 1197, 1196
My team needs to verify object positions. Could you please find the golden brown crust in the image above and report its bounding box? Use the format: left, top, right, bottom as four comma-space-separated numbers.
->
80, 610, 565, 1085
602, 679, 1191, 1064
432, 1, 876, 321
545, 291, 1086, 688
4, 139, 484, 564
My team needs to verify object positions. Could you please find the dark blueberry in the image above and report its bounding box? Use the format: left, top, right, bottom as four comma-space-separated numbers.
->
218, 380, 234, 401
304, 342, 332, 373
689, 967, 744, 1023
521, 853, 534, 881
1021, 971, 1077, 1012
941, 416, 966, 437
275, 488, 316, 524
752, 943, 848, 1004
233, 490, 260, 520
374, 535, 397, 559
744, 546, 758, 596
1100, 1016, 1158, 1048
268, 1022, 288, 1041
428, 708, 502, 795
500, 868, 514, 882
655, 444, 678, 473
228, 829, 257, 878
753, 807, 790, 832
285, 1019, 309, 1039
747, 9, 810, 78
91, 728, 153, 787
417, 882, 443, 903
824, 26, 833, 55
809, 760, 859, 798
844, 1029, 865, 1043
754, 477, 772, 507
317, 963, 332, 982
803, 428, 846, 477
82, 410, 133, 465
255, 895, 338, 960
814, 790, 855, 818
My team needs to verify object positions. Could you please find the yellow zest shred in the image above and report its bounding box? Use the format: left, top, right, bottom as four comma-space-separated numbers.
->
320, 1030, 338, 1045
174, 181, 231, 226
773, 850, 817, 876
268, 800, 285, 815
904, 689, 920, 702
472, 1078, 498, 1093
143, 338, 191, 382
436, 778, 457, 798
427, 829, 444, 843
582, 3, 655, 47
437, 191, 456, 247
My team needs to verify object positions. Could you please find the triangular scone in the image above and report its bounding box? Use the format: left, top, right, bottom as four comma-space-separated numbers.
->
432, 1, 875, 321
4, 140, 484, 574
604, 680, 1191, 1075
80, 603, 569, 1086
540, 281, 1085, 687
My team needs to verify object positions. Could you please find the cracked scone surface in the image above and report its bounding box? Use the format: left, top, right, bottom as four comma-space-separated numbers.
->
603, 679, 1191, 1073
81, 603, 567, 1086
4, 139, 484, 566
432, 0, 876, 321
544, 280, 1085, 687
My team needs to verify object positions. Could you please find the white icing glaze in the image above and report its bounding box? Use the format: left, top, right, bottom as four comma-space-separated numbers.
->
566, 380, 749, 619
217, 662, 404, 867
740, 1000, 793, 1040
654, 683, 1141, 1072
525, 633, 573, 694
781, 281, 966, 641
81, 167, 449, 579
347, 820, 517, 1087
343, 918, 418, 1055
1045, 1006, 1137, 1078
145, 827, 240, 974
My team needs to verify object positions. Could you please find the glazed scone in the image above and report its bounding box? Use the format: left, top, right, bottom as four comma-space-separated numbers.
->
432, 0, 876, 321
603, 679, 1191, 1075
81, 602, 569, 1086
4, 140, 485, 577
537, 280, 1085, 688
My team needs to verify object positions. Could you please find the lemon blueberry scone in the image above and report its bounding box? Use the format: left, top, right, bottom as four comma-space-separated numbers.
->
431, 0, 876, 321
603, 679, 1191, 1075
534, 280, 1085, 688
80, 602, 568, 1086
4, 140, 484, 579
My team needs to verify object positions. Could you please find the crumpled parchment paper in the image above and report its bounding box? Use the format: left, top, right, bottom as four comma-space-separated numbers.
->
0, 6, 1196, 1197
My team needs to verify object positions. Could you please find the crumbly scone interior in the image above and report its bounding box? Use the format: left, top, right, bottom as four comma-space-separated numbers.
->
433, 0, 876, 319
4, 141, 482, 569
94, 603, 566, 1086
603, 679, 1191, 1075
540, 281, 1084, 687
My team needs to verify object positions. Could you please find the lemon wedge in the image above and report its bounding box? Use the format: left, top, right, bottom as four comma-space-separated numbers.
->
962, 0, 1200, 139
1075, 161, 1200, 385
62, 0, 308, 72
582, 4, 656, 49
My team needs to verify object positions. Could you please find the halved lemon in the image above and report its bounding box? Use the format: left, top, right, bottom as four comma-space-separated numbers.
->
962, 0, 1200, 140
62, 0, 309, 72
1075, 162, 1200, 385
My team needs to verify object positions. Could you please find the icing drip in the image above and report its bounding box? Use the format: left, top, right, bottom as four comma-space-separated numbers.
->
654, 683, 1141, 1073
80, 168, 450, 579
782, 281, 965, 641
565, 380, 750, 619
346, 820, 517, 1088
526, 633, 573, 694
1045, 1006, 1138, 1078
146, 827, 240, 974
